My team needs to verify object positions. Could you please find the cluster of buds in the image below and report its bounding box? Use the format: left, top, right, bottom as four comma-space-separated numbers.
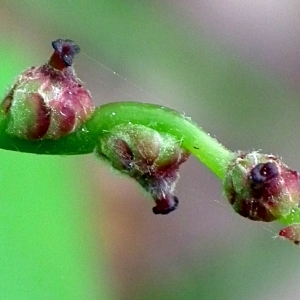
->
5, 38, 300, 242
1, 38, 190, 215
96, 123, 189, 214
1, 39, 94, 140
223, 151, 300, 222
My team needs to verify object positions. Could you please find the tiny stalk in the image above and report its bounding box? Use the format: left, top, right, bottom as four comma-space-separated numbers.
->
2, 39, 300, 244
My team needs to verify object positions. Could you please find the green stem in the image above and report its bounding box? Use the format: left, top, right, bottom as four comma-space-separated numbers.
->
0, 102, 233, 179
279, 208, 300, 225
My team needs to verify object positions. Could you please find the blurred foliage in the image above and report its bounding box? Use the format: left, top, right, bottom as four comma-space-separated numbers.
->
0, 32, 111, 299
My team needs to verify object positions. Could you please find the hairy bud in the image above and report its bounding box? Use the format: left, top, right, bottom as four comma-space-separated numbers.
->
1, 39, 94, 140
223, 152, 300, 221
96, 123, 189, 215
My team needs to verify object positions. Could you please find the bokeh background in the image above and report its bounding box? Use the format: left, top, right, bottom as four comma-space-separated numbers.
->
1, 1, 300, 299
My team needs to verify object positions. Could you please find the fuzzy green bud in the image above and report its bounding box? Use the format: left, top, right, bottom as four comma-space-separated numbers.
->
1, 39, 94, 140
96, 123, 189, 215
223, 152, 300, 221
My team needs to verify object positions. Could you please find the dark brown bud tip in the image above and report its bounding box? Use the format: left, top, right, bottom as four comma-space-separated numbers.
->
250, 162, 279, 186
152, 196, 179, 215
49, 39, 80, 70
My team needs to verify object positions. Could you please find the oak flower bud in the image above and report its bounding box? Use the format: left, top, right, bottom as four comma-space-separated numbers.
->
96, 123, 189, 215
223, 152, 300, 221
1, 39, 94, 140
279, 224, 300, 245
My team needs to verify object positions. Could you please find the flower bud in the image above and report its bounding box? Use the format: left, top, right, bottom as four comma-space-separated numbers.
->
1, 39, 94, 140
279, 224, 300, 245
96, 123, 189, 214
223, 152, 300, 221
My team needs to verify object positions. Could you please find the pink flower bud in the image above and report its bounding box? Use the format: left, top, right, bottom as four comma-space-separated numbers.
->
279, 224, 300, 245
96, 123, 189, 214
1, 39, 94, 140
223, 152, 300, 221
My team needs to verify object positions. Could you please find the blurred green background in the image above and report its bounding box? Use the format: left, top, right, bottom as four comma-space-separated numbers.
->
1, 1, 300, 299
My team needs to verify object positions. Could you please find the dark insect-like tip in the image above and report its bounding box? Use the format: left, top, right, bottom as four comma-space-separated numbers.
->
152, 196, 179, 215
51, 39, 80, 67
250, 162, 279, 185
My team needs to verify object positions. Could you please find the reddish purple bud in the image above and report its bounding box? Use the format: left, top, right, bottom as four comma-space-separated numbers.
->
224, 152, 300, 221
1, 39, 94, 140
96, 123, 189, 215
279, 224, 300, 245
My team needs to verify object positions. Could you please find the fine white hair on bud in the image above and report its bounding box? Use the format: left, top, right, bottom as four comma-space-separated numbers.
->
1, 39, 94, 140
96, 123, 189, 215
223, 151, 300, 222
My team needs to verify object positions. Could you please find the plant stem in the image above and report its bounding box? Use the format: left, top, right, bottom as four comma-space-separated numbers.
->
87, 102, 234, 179
0, 102, 234, 179
279, 208, 300, 225
3, 98, 300, 226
